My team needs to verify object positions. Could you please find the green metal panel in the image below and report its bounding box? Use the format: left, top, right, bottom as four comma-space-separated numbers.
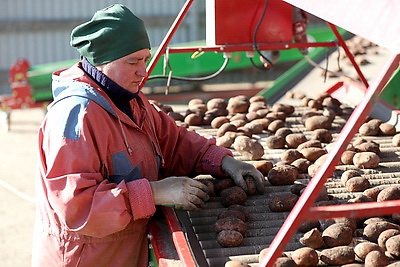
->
380, 67, 400, 109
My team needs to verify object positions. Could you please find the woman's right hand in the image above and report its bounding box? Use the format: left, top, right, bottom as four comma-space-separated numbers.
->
150, 177, 209, 210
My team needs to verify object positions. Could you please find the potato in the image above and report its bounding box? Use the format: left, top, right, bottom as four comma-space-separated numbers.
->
217, 122, 237, 137
300, 147, 327, 162
266, 111, 287, 121
307, 99, 323, 110
364, 250, 390, 267
217, 230, 243, 247
220, 186, 248, 207
363, 185, 387, 201
214, 217, 247, 235
359, 121, 380, 136
245, 111, 260, 122
251, 118, 271, 129
207, 98, 227, 110
363, 221, 400, 243
230, 113, 248, 121
285, 133, 307, 148
265, 135, 286, 149
252, 160, 273, 176
214, 179, 235, 194
299, 228, 324, 249
233, 136, 264, 160
378, 229, 400, 249
354, 141, 380, 154
211, 116, 230, 128
216, 135, 234, 148
168, 111, 184, 121
320, 246, 355, 265
281, 149, 303, 164
377, 186, 400, 202
268, 119, 285, 133
258, 248, 289, 265
379, 122, 396, 135
188, 98, 204, 107
243, 122, 263, 134
272, 103, 295, 115
347, 194, 374, 203
353, 151, 380, 168
304, 115, 332, 130
297, 140, 322, 150
340, 150, 356, 165
256, 108, 271, 118
291, 158, 311, 173
393, 133, 400, 146
227, 95, 250, 114
230, 119, 247, 128
184, 113, 203, 126
320, 217, 358, 232
249, 95, 267, 104
354, 241, 383, 261
268, 193, 299, 212
189, 103, 207, 116
224, 260, 249, 267
217, 209, 247, 222
275, 127, 293, 138
301, 110, 322, 123
311, 128, 333, 143
346, 176, 371, 192
228, 205, 250, 222
244, 176, 257, 196
291, 247, 319, 267
298, 220, 321, 234
386, 261, 400, 267
322, 223, 354, 247
341, 169, 363, 186
236, 126, 253, 137
267, 164, 298, 186
386, 235, 400, 259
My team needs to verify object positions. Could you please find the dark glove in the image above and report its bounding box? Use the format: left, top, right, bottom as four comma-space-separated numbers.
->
150, 177, 209, 211
221, 155, 265, 194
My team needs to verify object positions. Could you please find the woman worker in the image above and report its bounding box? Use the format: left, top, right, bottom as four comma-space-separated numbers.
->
32, 4, 265, 267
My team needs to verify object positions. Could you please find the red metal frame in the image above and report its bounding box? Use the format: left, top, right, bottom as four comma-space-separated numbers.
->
145, 1, 400, 266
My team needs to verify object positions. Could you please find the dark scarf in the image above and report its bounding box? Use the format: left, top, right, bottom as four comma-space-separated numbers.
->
81, 57, 138, 120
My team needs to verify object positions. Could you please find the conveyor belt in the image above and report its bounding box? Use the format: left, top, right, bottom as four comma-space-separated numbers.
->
172, 100, 400, 266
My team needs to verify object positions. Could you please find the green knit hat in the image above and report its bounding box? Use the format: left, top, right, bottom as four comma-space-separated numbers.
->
70, 4, 150, 66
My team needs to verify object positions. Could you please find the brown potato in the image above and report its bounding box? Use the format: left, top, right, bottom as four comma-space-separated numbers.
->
291, 158, 311, 173
291, 247, 319, 267
341, 169, 363, 186
267, 164, 298, 186
393, 133, 400, 146
353, 151, 380, 168
386, 235, 400, 259
304, 115, 332, 130
378, 229, 400, 249
354, 141, 380, 154
363, 221, 400, 243
233, 136, 264, 160
265, 135, 286, 149
224, 260, 250, 267
249, 95, 267, 104
363, 185, 388, 201
322, 223, 354, 248
216, 135, 234, 148
379, 122, 396, 135
207, 98, 227, 110
345, 176, 371, 192
320, 246, 355, 265
236, 126, 253, 137
341, 150, 356, 165
227, 95, 250, 114
268, 193, 299, 212
281, 149, 303, 164
297, 139, 322, 150
311, 128, 333, 143
217, 122, 237, 137
364, 250, 390, 267
266, 111, 287, 121
245, 111, 260, 122
377, 186, 400, 202
243, 122, 263, 134
354, 241, 383, 261
275, 127, 293, 138
220, 186, 248, 207
272, 103, 295, 115
299, 228, 324, 249
188, 98, 204, 107
359, 121, 380, 136
300, 147, 327, 162
228, 205, 250, 222
217, 230, 243, 247
211, 116, 230, 128
168, 111, 184, 121
214, 217, 247, 235
268, 119, 285, 133
244, 176, 257, 196
184, 113, 203, 126
251, 118, 271, 129
252, 160, 273, 176
230, 119, 247, 128
217, 209, 247, 222
285, 133, 307, 148
214, 179, 235, 194
320, 217, 358, 232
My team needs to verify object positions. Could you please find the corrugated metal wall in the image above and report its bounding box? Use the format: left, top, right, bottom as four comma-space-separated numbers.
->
0, 0, 204, 93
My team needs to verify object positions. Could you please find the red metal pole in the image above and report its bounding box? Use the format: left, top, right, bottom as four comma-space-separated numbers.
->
328, 23, 369, 88
260, 53, 400, 267
140, 0, 195, 88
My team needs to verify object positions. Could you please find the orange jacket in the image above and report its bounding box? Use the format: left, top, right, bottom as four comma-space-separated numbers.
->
32, 63, 232, 266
